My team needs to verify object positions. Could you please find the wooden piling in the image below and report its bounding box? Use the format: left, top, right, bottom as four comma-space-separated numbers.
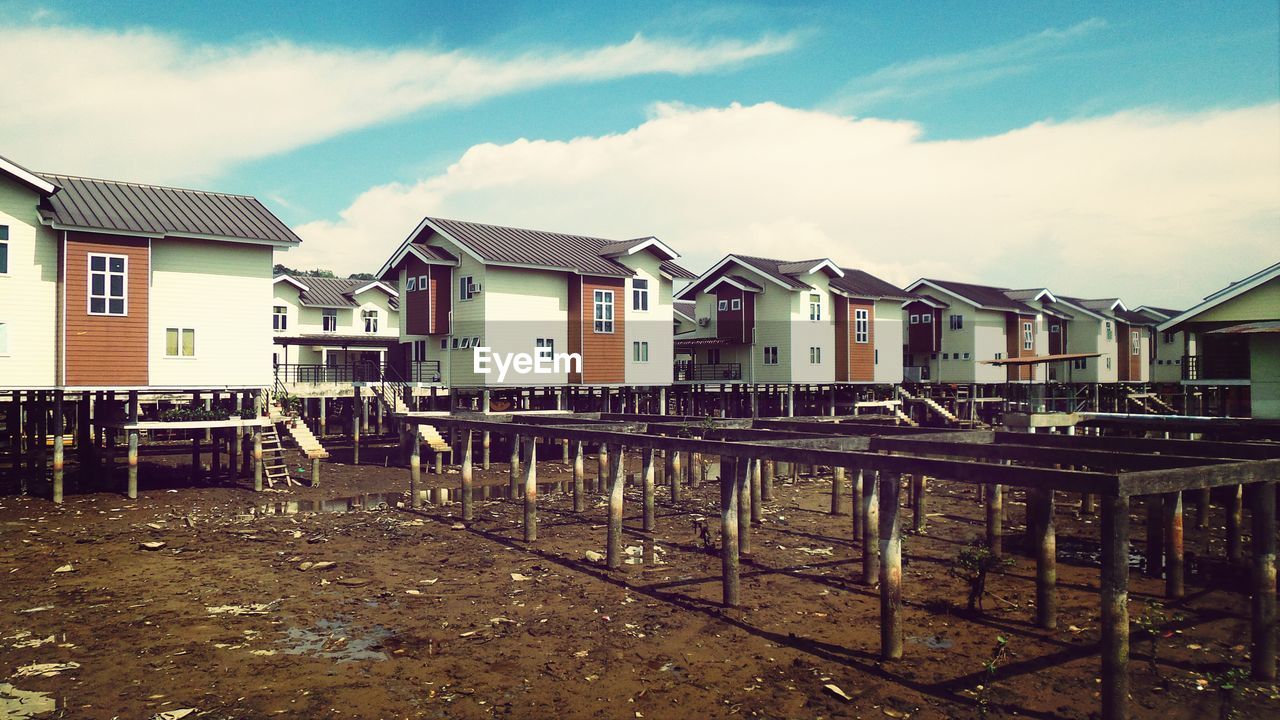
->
738, 457, 751, 555
607, 443, 626, 569
410, 427, 422, 508
671, 450, 682, 502
1226, 484, 1243, 563
879, 472, 903, 660
1145, 495, 1164, 578
863, 471, 880, 585
351, 386, 360, 465
912, 475, 927, 533
986, 483, 1003, 558
509, 433, 520, 498
762, 459, 774, 501
851, 469, 864, 542
1164, 490, 1185, 599
482, 430, 491, 470
597, 444, 608, 494
572, 441, 585, 513
461, 429, 474, 522
642, 448, 655, 532
1251, 481, 1276, 681
1032, 488, 1057, 630
252, 425, 263, 493
522, 436, 537, 542
126, 391, 139, 499
830, 466, 844, 514
750, 459, 762, 524
1197, 486, 1211, 530
51, 390, 64, 504
721, 459, 742, 607
1100, 495, 1131, 720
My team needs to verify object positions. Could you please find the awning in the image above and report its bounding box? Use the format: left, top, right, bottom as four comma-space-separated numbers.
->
272, 335, 401, 347
674, 337, 736, 348
1206, 320, 1280, 334
982, 352, 1101, 366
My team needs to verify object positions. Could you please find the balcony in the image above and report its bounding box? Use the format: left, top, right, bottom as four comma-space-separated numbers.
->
275, 361, 441, 384
1182, 354, 1249, 382
674, 361, 742, 382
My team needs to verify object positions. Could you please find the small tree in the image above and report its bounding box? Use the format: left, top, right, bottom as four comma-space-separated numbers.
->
1208, 667, 1247, 720
949, 543, 1010, 611
1133, 601, 1176, 679
976, 635, 1009, 718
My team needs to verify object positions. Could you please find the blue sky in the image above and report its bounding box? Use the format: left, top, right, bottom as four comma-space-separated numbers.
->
2, 1, 1277, 306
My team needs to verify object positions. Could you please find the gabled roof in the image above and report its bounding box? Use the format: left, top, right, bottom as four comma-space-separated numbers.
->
830, 268, 914, 301
0, 154, 58, 195
659, 260, 696, 280
673, 300, 697, 322
909, 278, 1037, 313
1004, 288, 1059, 304
275, 275, 400, 311
734, 255, 826, 290
776, 258, 845, 278
707, 275, 765, 293
1160, 261, 1280, 332
37, 173, 300, 246
410, 217, 677, 278
1135, 305, 1181, 320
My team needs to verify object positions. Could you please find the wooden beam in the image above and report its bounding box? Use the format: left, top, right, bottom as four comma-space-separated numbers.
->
997, 430, 1280, 460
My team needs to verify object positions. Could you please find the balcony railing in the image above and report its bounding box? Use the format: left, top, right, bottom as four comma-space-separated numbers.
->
407, 361, 443, 383
1182, 354, 1249, 381
674, 361, 742, 381
275, 361, 442, 385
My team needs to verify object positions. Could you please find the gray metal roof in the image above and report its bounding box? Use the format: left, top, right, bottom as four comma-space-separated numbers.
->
661, 260, 696, 279
830, 268, 914, 300
423, 217, 641, 277
733, 256, 815, 290
280, 275, 399, 311
38, 173, 300, 245
919, 278, 1037, 313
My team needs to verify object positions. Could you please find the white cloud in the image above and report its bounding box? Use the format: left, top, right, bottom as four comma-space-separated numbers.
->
825, 18, 1107, 113
293, 101, 1280, 309
0, 23, 794, 183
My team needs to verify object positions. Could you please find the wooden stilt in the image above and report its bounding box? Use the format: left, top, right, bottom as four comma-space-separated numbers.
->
1197, 486, 1211, 530
721, 458, 741, 607
351, 387, 361, 465
1145, 495, 1164, 578
1251, 481, 1277, 681
912, 475, 927, 533
642, 448, 655, 532
252, 425, 263, 493
1164, 490, 1185, 599
522, 436, 537, 542
1032, 488, 1057, 630
1226, 484, 1244, 563
1100, 495, 1131, 720
572, 441, 585, 512
879, 472, 903, 660
762, 459, 774, 501
126, 391, 139, 500
750, 459, 762, 524
51, 391, 64, 504
851, 469, 864, 542
738, 456, 751, 555
461, 429, 474, 521
986, 483, 1003, 558
830, 466, 844, 515
863, 470, 880, 584
310, 457, 320, 486
607, 443, 626, 568
596, 444, 608, 495
409, 426, 422, 508
509, 433, 520, 498
667, 449, 680, 502
482, 430, 491, 470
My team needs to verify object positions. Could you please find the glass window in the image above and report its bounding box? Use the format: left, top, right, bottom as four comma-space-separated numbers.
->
273, 305, 287, 331
362, 309, 378, 333
1105, 321, 1113, 341
854, 308, 869, 343
406, 276, 417, 292
0, 224, 8, 274
535, 338, 554, 361
763, 346, 778, 365
1022, 321, 1033, 350
909, 314, 919, 324
322, 309, 338, 332
593, 290, 614, 333
419, 275, 428, 290
730, 298, 741, 311
1131, 330, 1141, 356
633, 341, 649, 362
165, 328, 195, 357
632, 278, 649, 311
88, 253, 127, 315
459, 275, 475, 301
921, 313, 932, 324
809, 346, 821, 364
949, 314, 963, 330
809, 294, 821, 321
717, 299, 727, 311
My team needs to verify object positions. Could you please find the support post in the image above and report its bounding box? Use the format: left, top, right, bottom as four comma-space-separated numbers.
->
607, 443, 626, 569
126, 391, 139, 500
522, 436, 537, 542
830, 466, 844, 515
879, 472, 903, 660
1226, 484, 1243, 564
670, 449, 682, 502
252, 424, 263, 492
851, 469, 864, 542
986, 483, 1003, 558
509, 433, 520, 498
461, 429, 474, 521
351, 386, 360, 465
51, 390, 64, 504
1145, 495, 1164, 578
863, 471, 880, 585
410, 426, 421, 508
720, 457, 742, 607
572, 441, 585, 512
1032, 488, 1057, 630
310, 457, 320, 486
762, 460, 774, 502
597, 444, 608, 495
1164, 490, 1185, 599
482, 430, 491, 470
738, 456, 751, 555
1252, 481, 1277, 681
642, 448, 655, 532
1100, 495, 1131, 720
750, 459, 762, 524
912, 475, 927, 533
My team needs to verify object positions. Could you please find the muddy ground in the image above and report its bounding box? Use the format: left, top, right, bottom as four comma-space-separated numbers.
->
1, 437, 1277, 719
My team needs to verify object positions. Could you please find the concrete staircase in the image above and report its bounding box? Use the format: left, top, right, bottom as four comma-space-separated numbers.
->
897, 386, 961, 425
415, 423, 453, 455
893, 408, 920, 427
267, 399, 330, 460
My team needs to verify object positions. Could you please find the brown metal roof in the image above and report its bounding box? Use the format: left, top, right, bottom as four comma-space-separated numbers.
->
281, 275, 399, 311
920, 278, 1037, 313
37, 173, 300, 245
661, 260, 696, 279
830, 268, 913, 300
733, 255, 814, 290
422, 217, 640, 277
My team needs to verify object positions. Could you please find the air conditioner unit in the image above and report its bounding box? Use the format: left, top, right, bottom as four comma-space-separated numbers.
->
470, 283, 483, 294
697, 317, 710, 327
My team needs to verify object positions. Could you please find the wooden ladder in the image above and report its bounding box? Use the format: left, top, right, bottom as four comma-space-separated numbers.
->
260, 427, 297, 487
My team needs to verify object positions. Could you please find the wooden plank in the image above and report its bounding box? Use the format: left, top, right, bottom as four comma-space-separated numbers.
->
871, 436, 1236, 472
998, 430, 1280, 460
1118, 459, 1280, 496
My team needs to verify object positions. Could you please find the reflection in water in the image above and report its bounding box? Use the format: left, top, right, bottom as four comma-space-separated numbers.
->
254, 493, 394, 516
279, 617, 390, 662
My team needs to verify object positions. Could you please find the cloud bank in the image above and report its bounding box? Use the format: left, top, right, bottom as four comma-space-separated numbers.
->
0, 23, 794, 182
294, 102, 1280, 308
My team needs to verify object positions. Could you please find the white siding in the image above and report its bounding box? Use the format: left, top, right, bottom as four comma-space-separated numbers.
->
873, 299, 904, 383
480, 266, 568, 386
149, 239, 273, 388
789, 275, 834, 383
0, 177, 57, 388
621, 253, 673, 386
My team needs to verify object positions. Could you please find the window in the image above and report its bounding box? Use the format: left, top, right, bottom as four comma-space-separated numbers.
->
809, 294, 821, 321
1072, 357, 1087, 370
459, 275, 475, 301
322, 309, 338, 332
472, 336, 480, 347
632, 278, 649, 311
1174, 358, 1181, 365
718, 299, 728, 311
763, 346, 778, 365
909, 314, 920, 325
633, 341, 649, 362
809, 346, 822, 364
1163, 331, 1176, 344
593, 289, 614, 333
994, 352, 1003, 360
854, 308, 869, 343
963, 352, 971, 360
412, 340, 428, 362
406, 277, 417, 292
874, 349, 879, 365
460, 337, 471, 349
362, 309, 378, 333
452, 337, 460, 349
0, 224, 8, 274
0, 321, 7, 354
1022, 321, 1033, 350
165, 328, 195, 357
440, 338, 448, 350
1130, 330, 1141, 356
942, 353, 949, 360
1105, 321, 1113, 341
730, 298, 741, 311
535, 338, 554, 361
1049, 324, 1059, 333
418, 275, 428, 291
949, 314, 963, 330
88, 253, 127, 315
921, 313, 932, 324
273, 305, 287, 331
1106, 356, 1113, 370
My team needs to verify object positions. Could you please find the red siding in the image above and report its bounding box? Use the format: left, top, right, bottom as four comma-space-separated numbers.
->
430, 265, 451, 334
1048, 318, 1066, 354
905, 301, 938, 354
403, 258, 432, 336
64, 232, 149, 387
567, 275, 582, 383
848, 300, 875, 382
578, 276, 625, 384
1005, 313, 1037, 381
834, 299, 849, 381
715, 287, 752, 343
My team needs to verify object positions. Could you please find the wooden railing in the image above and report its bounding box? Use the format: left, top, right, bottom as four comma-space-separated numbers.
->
673, 361, 742, 381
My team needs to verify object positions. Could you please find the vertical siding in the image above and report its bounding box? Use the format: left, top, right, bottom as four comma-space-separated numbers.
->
403, 257, 432, 336
567, 274, 583, 383
430, 264, 451, 334
0, 176, 57, 388
834, 297, 849, 381
579, 275, 625, 384
65, 232, 149, 387
848, 299, 875, 381
715, 286, 748, 342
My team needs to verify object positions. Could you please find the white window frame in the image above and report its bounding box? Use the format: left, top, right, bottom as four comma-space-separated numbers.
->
763, 346, 778, 365
909, 314, 920, 325
718, 299, 728, 311
321, 309, 338, 333
535, 338, 554, 361
1022, 321, 1033, 351
809, 346, 821, 364
452, 337, 460, 349
809, 294, 822, 321
406, 276, 417, 292
1130, 330, 1141, 356
0, 224, 8, 275
440, 338, 448, 350
854, 308, 869, 344
471, 336, 480, 347
963, 352, 971, 360
593, 289, 614, 333
362, 309, 378, 334
0, 321, 8, 355
165, 327, 196, 358
949, 314, 963, 330
994, 352, 1003, 360
88, 252, 128, 316
272, 305, 288, 332
632, 278, 649, 312
460, 336, 471, 349
1105, 321, 1113, 341
1106, 356, 1113, 369
459, 275, 475, 301
921, 313, 932, 325
633, 341, 649, 363
730, 298, 741, 311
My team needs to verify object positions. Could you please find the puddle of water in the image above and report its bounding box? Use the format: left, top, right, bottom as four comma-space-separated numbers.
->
278, 617, 391, 663
254, 493, 396, 516
1052, 535, 1146, 571
907, 634, 954, 650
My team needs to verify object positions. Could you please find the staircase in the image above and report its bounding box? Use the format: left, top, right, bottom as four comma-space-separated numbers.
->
893, 408, 920, 427
1126, 393, 1157, 414
371, 369, 413, 417
1147, 394, 1177, 414
264, 395, 331, 461
415, 423, 453, 454
259, 426, 297, 487
896, 386, 960, 425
